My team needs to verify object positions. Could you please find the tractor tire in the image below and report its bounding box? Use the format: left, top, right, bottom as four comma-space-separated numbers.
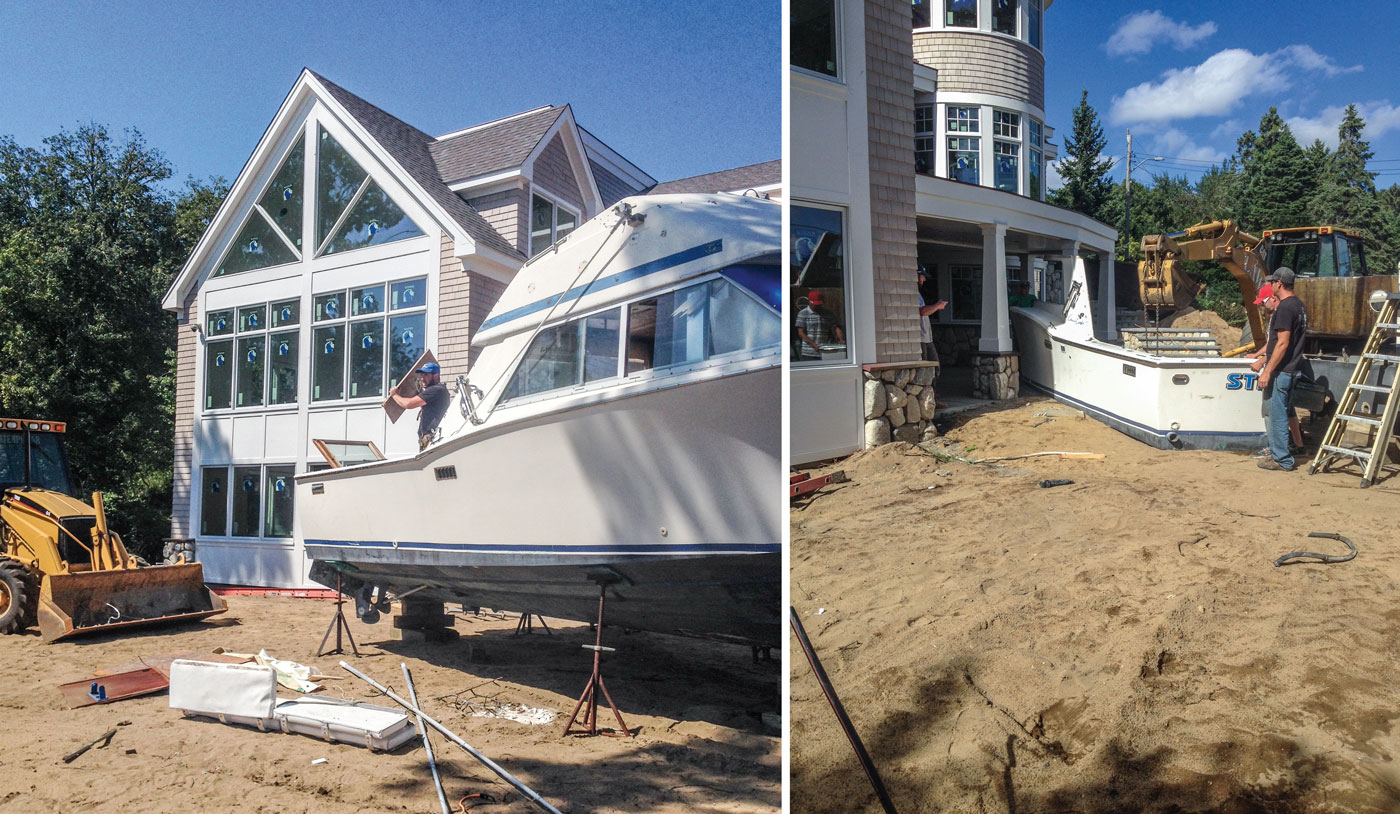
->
0, 559, 34, 635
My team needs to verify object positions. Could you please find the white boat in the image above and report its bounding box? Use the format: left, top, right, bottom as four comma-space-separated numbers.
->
1011, 258, 1267, 451
294, 193, 781, 643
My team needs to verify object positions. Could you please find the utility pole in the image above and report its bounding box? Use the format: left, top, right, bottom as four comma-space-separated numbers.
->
1123, 130, 1132, 262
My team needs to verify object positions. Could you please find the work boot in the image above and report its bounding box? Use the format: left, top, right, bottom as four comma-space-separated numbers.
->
1258, 458, 1294, 472
1250, 447, 1271, 460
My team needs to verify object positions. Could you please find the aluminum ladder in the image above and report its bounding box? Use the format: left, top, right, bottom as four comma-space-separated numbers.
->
1308, 292, 1400, 487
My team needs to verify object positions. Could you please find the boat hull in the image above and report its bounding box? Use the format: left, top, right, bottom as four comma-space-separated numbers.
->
299, 364, 781, 643
1012, 308, 1268, 451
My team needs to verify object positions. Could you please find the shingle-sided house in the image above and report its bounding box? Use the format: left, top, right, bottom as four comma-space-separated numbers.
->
162, 70, 656, 588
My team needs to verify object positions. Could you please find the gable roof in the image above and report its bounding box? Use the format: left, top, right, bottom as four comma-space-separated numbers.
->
429, 106, 567, 183
647, 160, 781, 195
307, 70, 521, 259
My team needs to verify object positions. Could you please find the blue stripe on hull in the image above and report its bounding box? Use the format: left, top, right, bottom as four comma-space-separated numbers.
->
304, 539, 779, 555
1021, 379, 1266, 451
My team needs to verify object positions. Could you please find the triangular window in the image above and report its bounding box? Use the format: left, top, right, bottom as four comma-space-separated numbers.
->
315, 126, 423, 256
214, 141, 304, 277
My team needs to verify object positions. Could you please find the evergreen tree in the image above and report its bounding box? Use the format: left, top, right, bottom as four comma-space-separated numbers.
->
1309, 104, 1381, 244
1049, 90, 1114, 222
1240, 108, 1311, 231
0, 125, 221, 557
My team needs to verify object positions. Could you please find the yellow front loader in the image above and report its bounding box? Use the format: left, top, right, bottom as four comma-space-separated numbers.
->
0, 418, 225, 642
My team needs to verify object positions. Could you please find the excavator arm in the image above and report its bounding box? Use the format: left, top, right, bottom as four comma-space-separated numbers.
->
1138, 220, 1268, 357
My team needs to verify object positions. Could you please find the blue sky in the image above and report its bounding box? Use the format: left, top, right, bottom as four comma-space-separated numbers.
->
0, 1, 779, 191
1043, 2, 1400, 188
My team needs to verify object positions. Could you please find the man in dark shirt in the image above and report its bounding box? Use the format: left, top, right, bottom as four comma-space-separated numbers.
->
1256, 268, 1308, 471
390, 361, 451, 450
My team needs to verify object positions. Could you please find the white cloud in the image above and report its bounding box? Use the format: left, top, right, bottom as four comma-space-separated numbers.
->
1288, 102, 1400, 148
1044, 160, 1064, 192
1145, 128, 1227, 164
1106, 11, 1217, 58
1110, 46, 1364, 126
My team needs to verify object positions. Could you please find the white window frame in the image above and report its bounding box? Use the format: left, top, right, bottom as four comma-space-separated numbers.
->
791, 201, 851, 368
199, 462, 298, 540
790, 0, 844, 81
310, 275, 429, 404
529, 190, 580, 258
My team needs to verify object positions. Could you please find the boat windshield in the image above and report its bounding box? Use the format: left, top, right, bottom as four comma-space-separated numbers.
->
502, 267, 780, 403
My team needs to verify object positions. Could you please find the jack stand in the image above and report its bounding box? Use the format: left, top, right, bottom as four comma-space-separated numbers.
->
317, 572, 360, 657
561, 581, 631, 738
514, 612, 552, 636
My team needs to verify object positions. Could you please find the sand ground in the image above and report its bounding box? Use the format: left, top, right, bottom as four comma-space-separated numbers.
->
791, 397, 1400, 813
0, 595, 778, 813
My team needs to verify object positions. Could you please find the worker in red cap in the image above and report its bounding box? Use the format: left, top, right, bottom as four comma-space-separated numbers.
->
1245, 281, 1304, 463
795, 290, 844, 361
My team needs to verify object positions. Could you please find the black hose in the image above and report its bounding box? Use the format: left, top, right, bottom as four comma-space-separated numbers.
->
790, 607, 898, 814
1274, 532, 1357, 567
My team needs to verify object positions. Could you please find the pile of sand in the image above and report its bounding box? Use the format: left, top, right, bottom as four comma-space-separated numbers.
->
792, 398, 1400, 813
1162, 307, 1244, 352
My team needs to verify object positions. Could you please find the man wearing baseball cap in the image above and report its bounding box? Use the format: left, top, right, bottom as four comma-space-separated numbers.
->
390, 361, 450, 450
1255, 267, 1308, 471
1246, 283, 1304, 459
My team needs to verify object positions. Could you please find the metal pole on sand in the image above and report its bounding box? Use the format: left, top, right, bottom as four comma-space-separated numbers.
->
402, 663, 450, 814
340, 661, 563, 814
790, 607, 899, 814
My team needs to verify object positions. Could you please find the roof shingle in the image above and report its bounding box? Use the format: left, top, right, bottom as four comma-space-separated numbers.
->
647, 160, 781, 195
429, 107, 566, 183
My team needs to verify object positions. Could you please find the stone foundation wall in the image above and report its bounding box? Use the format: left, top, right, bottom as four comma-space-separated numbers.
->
932, 324, 980, 365
863, 362, 941, 448
973, 352, 1019, 400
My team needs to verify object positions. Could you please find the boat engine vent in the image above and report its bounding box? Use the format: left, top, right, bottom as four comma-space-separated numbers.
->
434, 466, 457, 481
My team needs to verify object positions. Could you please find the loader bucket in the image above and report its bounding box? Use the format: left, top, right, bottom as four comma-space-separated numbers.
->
36, 562, 227, 642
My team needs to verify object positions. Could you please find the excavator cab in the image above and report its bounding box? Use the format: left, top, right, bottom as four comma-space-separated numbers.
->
1263, 226, 1369, 279
0, 419, 226, 641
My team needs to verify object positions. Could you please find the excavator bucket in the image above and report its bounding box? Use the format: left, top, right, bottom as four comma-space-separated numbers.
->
1137, 258, 1200, 312
35, 562, 226, 642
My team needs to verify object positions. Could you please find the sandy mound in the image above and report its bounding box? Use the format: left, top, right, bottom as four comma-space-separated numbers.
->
792, 398, 1400, 813
1163, 307, 1244, 352
0, 596, 778, 812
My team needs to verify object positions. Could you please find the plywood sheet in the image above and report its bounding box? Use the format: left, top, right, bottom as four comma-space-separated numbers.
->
382, 349, 438, 424
60, 668, 168, 708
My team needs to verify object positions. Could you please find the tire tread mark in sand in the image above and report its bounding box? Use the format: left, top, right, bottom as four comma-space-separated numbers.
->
962, 669, 1073, 764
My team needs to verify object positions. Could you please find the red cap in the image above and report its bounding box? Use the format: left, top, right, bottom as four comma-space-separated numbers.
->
807, 290, 825, 306
1253, 283, 1273, 305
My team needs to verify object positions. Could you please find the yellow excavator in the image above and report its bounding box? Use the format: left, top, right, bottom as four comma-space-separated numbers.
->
0, 418, 226, 642
1138, 221, 1395, 357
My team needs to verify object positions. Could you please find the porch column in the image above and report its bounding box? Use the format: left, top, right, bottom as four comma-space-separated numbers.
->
972, 222, 1018, 400
978, 222, 1011, 353
1097, 243, 1118, 340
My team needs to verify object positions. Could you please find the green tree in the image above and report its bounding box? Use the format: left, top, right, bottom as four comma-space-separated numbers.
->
1049, 90, 1114, 223
1239, 108, 1311, 231
1309, 105, 1384, 270
0, 125, 216, 558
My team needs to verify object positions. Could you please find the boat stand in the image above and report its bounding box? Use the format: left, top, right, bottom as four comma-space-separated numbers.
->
561, 580, 631, 738
513, 612, 552, 636
317, 573, 360, 657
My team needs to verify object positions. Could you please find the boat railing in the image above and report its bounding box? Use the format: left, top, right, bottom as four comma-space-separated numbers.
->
456, 376, 487, 426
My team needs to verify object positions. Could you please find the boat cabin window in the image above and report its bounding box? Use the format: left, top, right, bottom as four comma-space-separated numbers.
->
503, 272, 780, 402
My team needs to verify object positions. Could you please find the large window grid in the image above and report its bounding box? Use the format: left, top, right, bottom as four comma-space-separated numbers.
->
200, 463, 296, 539
502, 270, 780, 402
204, 298, 300, 410
312, 277, 428, 403
530, 193, 579, 258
